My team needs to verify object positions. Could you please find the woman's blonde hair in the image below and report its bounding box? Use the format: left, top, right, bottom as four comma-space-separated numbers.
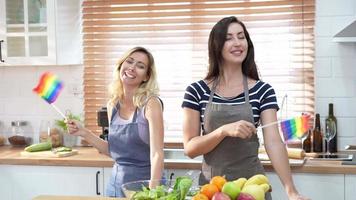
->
108, 47, 159, 108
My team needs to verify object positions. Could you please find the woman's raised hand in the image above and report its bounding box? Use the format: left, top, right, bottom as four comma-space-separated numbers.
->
219, 120, 256, 139
65, 119, 88, 137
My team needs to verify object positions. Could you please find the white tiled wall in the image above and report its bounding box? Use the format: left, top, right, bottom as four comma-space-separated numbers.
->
315, 0, 356, 150
0, 65, 84, 143
0, 0, 355, 150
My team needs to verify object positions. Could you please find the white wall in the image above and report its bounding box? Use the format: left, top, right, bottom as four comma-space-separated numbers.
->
0, 65, 84, 143
0, 0, 355, 149
315, 0, 356, 150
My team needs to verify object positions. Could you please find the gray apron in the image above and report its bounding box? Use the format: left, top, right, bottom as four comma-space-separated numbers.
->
106, 105, 151, 197
199, 75, 271, 200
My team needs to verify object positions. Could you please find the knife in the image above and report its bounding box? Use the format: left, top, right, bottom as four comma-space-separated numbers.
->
345, 145, 356, 150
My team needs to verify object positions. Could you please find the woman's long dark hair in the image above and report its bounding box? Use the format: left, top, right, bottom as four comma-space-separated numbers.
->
205, 16, 259, 81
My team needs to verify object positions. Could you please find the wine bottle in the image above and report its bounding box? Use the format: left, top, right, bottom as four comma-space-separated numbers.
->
313, 113, 323, 152
326, 103, 337, 152
303, 129, 312, 153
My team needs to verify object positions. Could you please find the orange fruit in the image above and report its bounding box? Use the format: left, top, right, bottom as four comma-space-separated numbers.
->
200, 183, 219, 200
210, 176, 227, 191
192, 193, 209, 200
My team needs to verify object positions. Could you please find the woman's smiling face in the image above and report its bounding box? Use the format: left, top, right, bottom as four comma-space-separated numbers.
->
120, 51, 149, 86
221, 22, 248, 66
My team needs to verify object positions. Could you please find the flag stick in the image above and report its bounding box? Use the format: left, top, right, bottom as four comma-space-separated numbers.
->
258, 120, 284, 129
50, 103, 67, 120
258, 114, 310, 130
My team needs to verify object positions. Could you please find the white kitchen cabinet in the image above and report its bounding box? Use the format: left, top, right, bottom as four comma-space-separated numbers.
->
0, 165, 104, 200
266, 172, 344, 200
54, 0, 82, 65
103, 167, 113, 196
345, 174, 356, 200
0, 165, 12, 200
0, 0, 81, 66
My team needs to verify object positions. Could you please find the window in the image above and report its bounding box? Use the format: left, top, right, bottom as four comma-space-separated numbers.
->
82, 0, 315, 140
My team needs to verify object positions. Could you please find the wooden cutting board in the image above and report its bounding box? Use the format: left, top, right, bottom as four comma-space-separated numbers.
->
21, 149, 78, 158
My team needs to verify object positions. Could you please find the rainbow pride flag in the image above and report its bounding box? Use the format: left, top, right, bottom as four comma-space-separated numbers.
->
33, 72, 63, 104
281, 114, 310, 141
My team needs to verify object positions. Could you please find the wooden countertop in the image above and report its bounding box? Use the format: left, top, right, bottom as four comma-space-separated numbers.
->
0, 146, 114, 167
1, 145, 356, 174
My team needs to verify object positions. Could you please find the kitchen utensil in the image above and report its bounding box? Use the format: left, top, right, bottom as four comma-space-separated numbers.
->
311, 154, 353, 161
97, 107, 108, 141
345, 145, 356, 150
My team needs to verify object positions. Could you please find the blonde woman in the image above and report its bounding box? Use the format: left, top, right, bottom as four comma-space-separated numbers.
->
67, 47, 165, 197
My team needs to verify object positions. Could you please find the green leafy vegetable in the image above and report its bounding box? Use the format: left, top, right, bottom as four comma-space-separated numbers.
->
131, 176, 193, 200
173, 176, 193, 200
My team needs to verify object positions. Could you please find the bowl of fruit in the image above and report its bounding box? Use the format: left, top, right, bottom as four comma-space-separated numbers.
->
192, 174, 271, 200
121, 177, 194, 200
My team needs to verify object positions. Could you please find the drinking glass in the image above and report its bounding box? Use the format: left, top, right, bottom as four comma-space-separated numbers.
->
324, 120, 336, 156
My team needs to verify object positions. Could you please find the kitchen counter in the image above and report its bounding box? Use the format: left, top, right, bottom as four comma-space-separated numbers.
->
0, 146, 114, 167
1, 146, 356, 174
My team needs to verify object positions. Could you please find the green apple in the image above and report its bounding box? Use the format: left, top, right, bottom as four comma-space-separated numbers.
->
222, 181, 240, 200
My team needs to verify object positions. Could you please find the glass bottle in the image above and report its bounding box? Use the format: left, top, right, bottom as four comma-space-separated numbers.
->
303, 129, 312, 153
326, 103, 337, 153
312, 114, 323, 153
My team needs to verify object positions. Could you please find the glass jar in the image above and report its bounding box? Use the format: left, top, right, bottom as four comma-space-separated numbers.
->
8, 121, 33, 146
0, 122, 5, 146
39, 120, 63, 147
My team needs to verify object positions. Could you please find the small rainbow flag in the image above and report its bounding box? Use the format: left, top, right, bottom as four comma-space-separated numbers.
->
281, 114, 310, 141
33, 72, 63, 104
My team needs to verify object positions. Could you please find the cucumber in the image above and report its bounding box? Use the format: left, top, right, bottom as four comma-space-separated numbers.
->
24, 141, 52, 152
53, 146, 72, 153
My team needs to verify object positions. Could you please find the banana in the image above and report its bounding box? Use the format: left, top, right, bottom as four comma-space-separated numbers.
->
259, 183, 271, 193
244, 174, 269, 186
233, 177, 247, 189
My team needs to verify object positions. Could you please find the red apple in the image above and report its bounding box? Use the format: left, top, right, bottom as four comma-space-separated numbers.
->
236, 193, 255, 200
212, 192, 231, 200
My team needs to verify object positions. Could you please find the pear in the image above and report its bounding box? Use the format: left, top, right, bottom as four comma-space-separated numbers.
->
241, 184, 265, 200
233, 178, 247, 190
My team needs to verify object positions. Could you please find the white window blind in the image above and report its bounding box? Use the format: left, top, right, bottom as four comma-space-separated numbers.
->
82, 0, 315, 139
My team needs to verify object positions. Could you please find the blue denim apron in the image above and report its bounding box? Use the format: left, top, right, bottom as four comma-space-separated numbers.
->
106, 105, 151, 197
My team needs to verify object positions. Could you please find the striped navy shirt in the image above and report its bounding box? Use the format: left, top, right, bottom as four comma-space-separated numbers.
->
182, 80, 279, 130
